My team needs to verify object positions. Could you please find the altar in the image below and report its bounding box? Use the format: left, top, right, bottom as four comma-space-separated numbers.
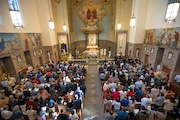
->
83, 45, 99, 59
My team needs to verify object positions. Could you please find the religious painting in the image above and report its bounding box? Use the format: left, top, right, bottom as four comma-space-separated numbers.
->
0, 33, 22, 55
116, 31, 128, 56
87, 34, 97, 46
24, 33, 41, 50
78, 0, 106, 33
144, 27, 180, 49
57, 32, 69, 54
144, 29, 155, 45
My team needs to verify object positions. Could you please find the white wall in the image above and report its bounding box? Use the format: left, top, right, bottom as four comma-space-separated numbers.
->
0, 0, 41, 33
146, 0, 180, 29
0, 0, 57, 46
129, 0, 149, 43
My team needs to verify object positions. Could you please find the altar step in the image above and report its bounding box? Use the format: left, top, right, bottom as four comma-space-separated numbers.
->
88, 59, 97, 65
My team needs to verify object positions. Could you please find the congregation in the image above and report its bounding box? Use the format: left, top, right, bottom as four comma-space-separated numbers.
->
99, 56, 180, 120
0, 61, 87, 120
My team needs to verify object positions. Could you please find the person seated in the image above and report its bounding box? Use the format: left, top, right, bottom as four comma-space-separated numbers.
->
112, 88, 120, 100
69, 110, 79, 120
136, 106, 147, 120
116, 107, 129, 120
99, 71, 106, 81
57, 109, 69, 120
154, 107, 166, 120
112, 98, 121, 112
127, 88, 134, 97
121, 97, 129, 109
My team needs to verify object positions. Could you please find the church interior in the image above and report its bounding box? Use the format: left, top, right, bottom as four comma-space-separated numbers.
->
0, 0, 180, 119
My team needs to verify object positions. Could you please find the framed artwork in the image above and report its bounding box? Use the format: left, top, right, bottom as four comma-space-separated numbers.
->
167, 52, 173, 59
116, 31, 128, 56
16, 55, 22, 62
151, 48, 154, 53
86, 33, 98, 46
57, 32, 69, 54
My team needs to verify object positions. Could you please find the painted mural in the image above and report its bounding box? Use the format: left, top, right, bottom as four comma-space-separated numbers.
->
144, 27, 180, 49
25, 33, 41, 50
0, 33, 42, 55
78, 0, 106, 33
0, 33, 21, 54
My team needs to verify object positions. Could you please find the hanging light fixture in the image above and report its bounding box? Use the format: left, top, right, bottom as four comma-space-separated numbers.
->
62, 0, 67, 31
165, 0, 180, 23
117, 0, 121, 30
63, 24, 67, 31
130, 0, 136, 28
48, 0, 55, 30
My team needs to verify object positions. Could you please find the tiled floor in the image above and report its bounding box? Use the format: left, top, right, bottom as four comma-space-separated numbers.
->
82, 64, 104, 120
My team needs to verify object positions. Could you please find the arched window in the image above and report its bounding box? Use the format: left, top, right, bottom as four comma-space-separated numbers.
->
8, 0, 24, 28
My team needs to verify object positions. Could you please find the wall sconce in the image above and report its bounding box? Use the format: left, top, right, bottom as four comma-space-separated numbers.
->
165, 0, 180, 23
130, 0, 136, 28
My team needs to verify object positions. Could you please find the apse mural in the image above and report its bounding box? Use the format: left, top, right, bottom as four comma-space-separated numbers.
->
0, 33, 21, 54
78, 0, 106, 33
144, 27, 180, 49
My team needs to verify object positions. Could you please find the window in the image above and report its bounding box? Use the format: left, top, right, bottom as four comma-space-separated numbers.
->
8, 0, 24, 28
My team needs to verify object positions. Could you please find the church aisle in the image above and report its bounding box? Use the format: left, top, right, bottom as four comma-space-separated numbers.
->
82, 64, 104, 120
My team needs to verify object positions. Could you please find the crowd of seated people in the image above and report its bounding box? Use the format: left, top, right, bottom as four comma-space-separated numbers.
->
0, 61, 86, 120
99, 57, 180, 120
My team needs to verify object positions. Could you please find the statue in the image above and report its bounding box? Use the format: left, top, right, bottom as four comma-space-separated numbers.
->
135, 48, 139, 59
47, 51, 52, 63
108, 50, 111, 58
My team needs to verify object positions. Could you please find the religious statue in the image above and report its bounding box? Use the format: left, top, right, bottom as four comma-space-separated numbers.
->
103, 49, 106, 56
135, 48, 139, 59
47, 51, 52, 63
108, 50, 111, 58
61, 43, 67, 54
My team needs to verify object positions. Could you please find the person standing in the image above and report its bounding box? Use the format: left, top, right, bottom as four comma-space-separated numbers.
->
154, 93, 165, 110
